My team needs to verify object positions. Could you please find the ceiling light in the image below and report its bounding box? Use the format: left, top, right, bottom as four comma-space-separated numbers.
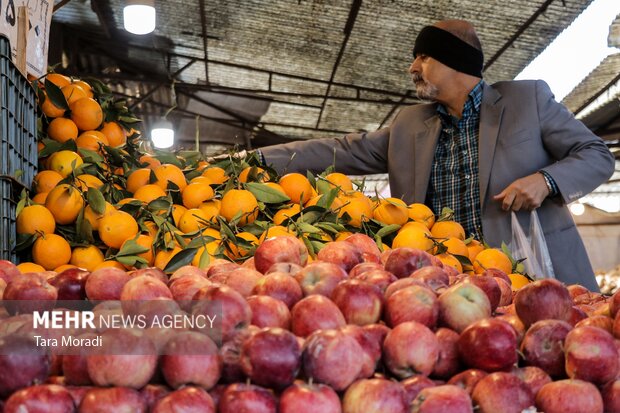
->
151, 118, 174, 149
570, 201, 586, 216
123, 0, 156, 35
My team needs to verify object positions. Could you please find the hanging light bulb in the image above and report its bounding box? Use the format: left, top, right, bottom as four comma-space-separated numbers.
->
151, 118, 174, 148
123, 0, 156, 35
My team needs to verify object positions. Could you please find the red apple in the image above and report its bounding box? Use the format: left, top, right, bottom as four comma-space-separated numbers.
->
575, 314, 613, 333
350, 269, 398, 293
169, 265, 206, 282
495, 277, 513, 306
437, 283, 491, 333
384, 248, 434, 278
169, 273, 211, 311
254, 236, 308, 274
410, 384, 473, 413
340, 325, 381, 378
79, 387, 147, 412
192, 284, 252, 343
536, 379, 603, 413
140, 384, 170, 411
4, 384, 74, 413
63, 332, 98, 385
240, 327, 301, 389
208, 384, 227, 409
206, 261, 240, 278
342, 378, 407, 413
494, 314, 526, 345
218, 383, 277, 413
294, 261, 348, 297
385, 285, 438, 328
129, 266, 168, 284
567, 284, 591, 300
219, 326, 259, 383
481, 268, 511, 285
3, 273, 57, 314
302, 328, 364, 391
160, 331, 221, 389
65, 386, 93, 408
247, 295, 291, 329
402, 375, 436, 405
151, 386, 215, 413
520, 319, 572, 377
265, 262, 303, 275
210, 267, 262, 297
610, 289, 620, 319
601, 379, 620, 413
565, 325, 619, 384
514, 278, 573, 327
471, 372, 534, 413
291, 295, 346, 337
0, 335, 51, 397
511, 366, 552, 399
49, 267, 90, 301
384, 277, 427, 299
120, 275, 172, 301
253, 271, 303, 309
85, 267, 131, 300
279, 381, 341, 413
463, 275, 501, 312
331, 279, 384, 326
383, 321, 439, 378
0, 260, 19, 283
349, 262, 384, 278
432, 327, 462, 379
458, 318, 518, 372
362, 323, 391, 352
344, 233, 382, 263
316, 241, 364, 273
410, 266, 450, 293
569, 305, 589, 325
447, 369, 488, 395
86, 328, 157, 388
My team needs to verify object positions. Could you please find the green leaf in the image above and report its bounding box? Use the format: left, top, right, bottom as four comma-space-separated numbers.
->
15, 196, 27, 218
198, 247, 211, 268
154, 151, 183, 168
44, 78, 69, 110
116, 255, 148, 267
453, 253, 473, 267
316, 179, 332, 196
78, 148, 105, 164
148, 197, 172, 212
317, 188, 339, 209
299, 210, 323, 224
300, 235, 315, 259
87, 188, 106, 214
117, 239, 150, 257
245, 182, 290, 203
118, 116, 141, 124
163, 248, 198, 273
310, 240, 326, 253
374, 224, 401, 239
296, 222, 321, 234
14, 233, 36, 252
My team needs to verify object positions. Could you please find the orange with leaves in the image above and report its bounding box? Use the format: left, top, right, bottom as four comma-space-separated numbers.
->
273, 204, 301, 225
202, 166, 228, 184
16, 262, 46, 273
154, 164, 187, 191
139, 154, 162, 170
134, 184, 167, 204
407, 203, 436, 229
154, 246, 183, 271
98, 211, 140, 249
430, 220, 466, 241
279, 173, 314, 204
392, 225, 434, 252
47, 150, 83, 178
373, 198, 409, 226
41, 93, 65, 118
45, 184, 84, 225
239, 166, 269, 183
509, 273, 531, 290
33, 170, 63, 194
83, 202, 115, 231
61, 84, 87, 105
126, 168, 153, 194
473, 248, 512, 275
75, 174, 104, 191
70, 97, 103, 131
47, 117, 78, 143
437, 253, 463, 273
227, 231, 259, 259
72, 80, 94, 98
220, 189, 259, 226
337, 194, 372, 228
45, 73, 71, 88
70, 245, 105, 272
16, 205, 56, 235
32, 233, 72, 270
120, 234, 155, 267
324, 172, 353, 192
198, 200, 221, 223
100, 122, 127, 147
182, 182, 215, 209
178, 208, 212, 233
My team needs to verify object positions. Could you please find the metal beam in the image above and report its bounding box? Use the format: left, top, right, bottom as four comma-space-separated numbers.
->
575, 72, 620, 117
53, 0, 72, 13
129, 58, 197, 110
199, 0, 210, 84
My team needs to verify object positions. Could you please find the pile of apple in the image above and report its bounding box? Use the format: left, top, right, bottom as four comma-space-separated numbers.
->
0, 234, 619, 413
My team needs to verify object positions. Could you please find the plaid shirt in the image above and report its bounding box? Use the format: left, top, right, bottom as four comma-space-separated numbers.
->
426, 80, 484, 239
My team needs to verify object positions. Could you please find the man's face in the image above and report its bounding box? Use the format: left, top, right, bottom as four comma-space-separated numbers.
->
409, 54, 451, 101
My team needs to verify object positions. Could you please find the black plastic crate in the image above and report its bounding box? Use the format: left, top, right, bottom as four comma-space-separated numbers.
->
0, 35, 38, 261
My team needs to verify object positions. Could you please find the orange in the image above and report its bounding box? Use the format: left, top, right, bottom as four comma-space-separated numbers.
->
467, 239, 485, 262
198, 200, 221, 222
93, 260, 126, 271
33, 170, 64, 194
437, 253, 463, 273
442, 237, 469, 258
120, 234, 154, 267
41, 93, 65, 118
98, 211, 140, 249
45, 73, 71, 88
279, 173, 313, 204
70, 97, 103, 131
258, 225, 296, 243
305, 194, 344, 210
47, 117, 78, 143
17, 262, 46, 273
335, 231, 353, 241
190, 176, 212, 185
182, 182, 215, 209
100, 122, 127, 147
262, 182, 287, 196
126, 168, 153, 194
202, 166, 228, 184
61, 84, 87, 105
70, 245, 105, 272
178, 208, 211, 233
192, 242, 220, 267
171, 204, 188, 228
72, 80, 94, 98
32, 192, 49, 205
139, 154, 162, 170
45, 184, 84, 225
400, 221, 432, 233
32, 233, 72, 270
509, 273, 532, 291
154, 164, 187, 191
431, 220, 466, 241
392, 225, 434, 251
373, 198, 409, 226
16, 205, 56, 235
48, 150, 83, 177
227, 231, 259, 258
273, 204, 301, 225
75, 174, 104, 191
239, 166, 269, 183
324, 172, 353, 191
408, 203, 435, 229
83, 202, 115, 230
142, 220, 159, 237
201, 227, 221, 241
338, 196, 372, 227
220, 189, 259, 226
134, 184, 167, 204
473, 248, 512, 275
76, 131, 109, 153
54, 264, 78, 273
154, 246, 183, 271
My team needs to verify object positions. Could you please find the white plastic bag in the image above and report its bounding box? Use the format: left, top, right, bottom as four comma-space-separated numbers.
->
509, 211, 555, 279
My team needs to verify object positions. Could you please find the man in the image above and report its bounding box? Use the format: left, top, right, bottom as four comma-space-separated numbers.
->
256, 20, 614, 290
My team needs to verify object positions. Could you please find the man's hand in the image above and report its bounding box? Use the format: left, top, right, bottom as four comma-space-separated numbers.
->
493, 172, 551, 211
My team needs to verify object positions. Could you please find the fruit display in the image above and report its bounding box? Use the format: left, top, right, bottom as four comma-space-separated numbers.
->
0, 73, 618, 411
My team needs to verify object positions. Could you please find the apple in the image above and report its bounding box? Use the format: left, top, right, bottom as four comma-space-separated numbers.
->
192, 284, 252, 343
565, 325, 619, 384
514, 278, 573, 327
385, 285, 438, 328
169, 273, 211, 311
169, 265, 206, 282
220, 326, 259, 383
247, 295, 291, 329
243, 256, 256, 269
49, 267, 90, 301
316, 241, 364, 273
362, 323, 391, 352
342, 378, 407, 413
447, 369, 488, 395
120, 275, 172, 301
410, 384, 473, 413
349, 262, 384, 278
253, 271, 303, 309
279, 381, 341, 413
86, 328, 157, 388
218, 383, 277, 413
383, 321, 439, 378
63, 332, 98, 385
65, 386, 93, 408
291, 295, 346, 337
463, 275, 501, 312
0, 335, 51, 397
520, 319, 571, 377
494, 314, 526, 345
151, 386, 215, 413
340, 325, 381, 378
240, 327, 301, 389
140, 384, 170, 411
495, 277, 513, 306
207, 384, 227, 409
79, 387, 147, 412
85, 267, 131, 301
350, 269, 398, 293
3, 273, 57, 314
569, 305, 589, 326
129, 266, 169, 284
458, 318, 518, 372
410, 266, 450, 293
432, 327, 462, 379
384, 248, 435, 279
0, 260, 19, 283
210, 267, 262, 297
344, 233, 382, 263
511, 366, 552, 399
254, 236, 308, 274
481, 268, 511, 285
265, 262, 304, 275
610, 289, 620, 319
206, 261, 240, 278
567, 284, 591, 300
401, 375, 436, 404
294, 262, 348, 298
160, 331, 221, 389
471, 372, 535, 413
437, 283, 491, 333
536, 379, 603, 413
302, 328, 364, 391
601, 379, 620, 413
331, 279, 384, 326
384, 277, 427, 299
575, 314, 613, 333
3, 384, 75, 413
